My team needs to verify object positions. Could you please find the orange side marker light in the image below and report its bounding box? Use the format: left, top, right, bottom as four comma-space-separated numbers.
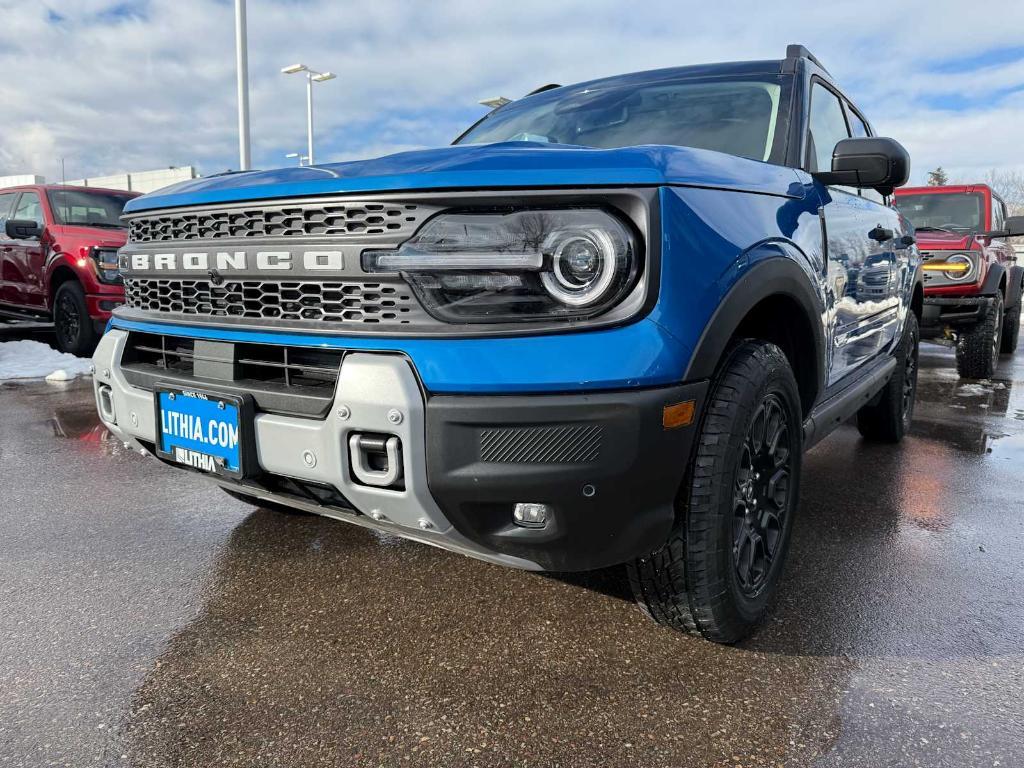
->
663, 400, 696, 429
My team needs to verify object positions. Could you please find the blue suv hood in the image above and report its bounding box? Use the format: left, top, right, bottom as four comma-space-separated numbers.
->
124, 142, 804, 213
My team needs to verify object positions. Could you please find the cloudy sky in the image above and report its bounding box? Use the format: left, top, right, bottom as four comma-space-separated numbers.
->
1, 0, 1022, 186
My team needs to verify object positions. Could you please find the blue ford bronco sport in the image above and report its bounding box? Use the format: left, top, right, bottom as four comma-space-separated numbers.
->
94, 45, 921, 643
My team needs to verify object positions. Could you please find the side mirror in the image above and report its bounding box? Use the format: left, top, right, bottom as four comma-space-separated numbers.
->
1003, 216, 1024, 237
813, 137, 910, 195
980, 216, 1024, 239
5, 218, 41, 240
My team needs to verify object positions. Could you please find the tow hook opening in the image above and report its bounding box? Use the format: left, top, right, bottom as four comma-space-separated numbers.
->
96, 384, 116, 423
348, 433, 405, 490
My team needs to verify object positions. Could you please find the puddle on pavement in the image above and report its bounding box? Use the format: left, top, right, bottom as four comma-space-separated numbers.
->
984, 431, 1024, 463
43, 403, 128, 457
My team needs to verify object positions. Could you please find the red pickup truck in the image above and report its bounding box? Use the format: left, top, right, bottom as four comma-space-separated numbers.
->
894, 184, 1024, 378
0, 184, 139, 355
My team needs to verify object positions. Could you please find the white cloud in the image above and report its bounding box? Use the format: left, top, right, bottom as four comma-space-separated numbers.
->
0, 0, 1022, 184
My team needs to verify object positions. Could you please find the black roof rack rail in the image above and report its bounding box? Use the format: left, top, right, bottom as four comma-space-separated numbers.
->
785, 43, 830, 75
526, 83, 562, 96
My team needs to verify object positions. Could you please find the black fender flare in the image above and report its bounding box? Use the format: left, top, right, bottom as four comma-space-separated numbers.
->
683, 253, 827, 407
1004, 264, 1024, 310
981, 262, 1007, 297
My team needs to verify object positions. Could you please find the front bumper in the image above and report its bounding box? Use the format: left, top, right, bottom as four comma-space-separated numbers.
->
921, 295, 994, 333
93, 329, 706, 572
85, 291, 125, 323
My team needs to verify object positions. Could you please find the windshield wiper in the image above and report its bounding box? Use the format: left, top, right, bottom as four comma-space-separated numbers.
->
913, 226, 959, 234
77, 221, 125, 228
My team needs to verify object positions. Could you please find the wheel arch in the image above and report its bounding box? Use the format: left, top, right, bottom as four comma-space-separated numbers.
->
48, 264, 81, 311
684, 254, 825, 417
980, 261, 1007, 298
911, 279, 924, 321
1005, 264, 1024, 309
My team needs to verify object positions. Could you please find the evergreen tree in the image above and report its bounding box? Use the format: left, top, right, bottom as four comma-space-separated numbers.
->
927, 167, 949, 186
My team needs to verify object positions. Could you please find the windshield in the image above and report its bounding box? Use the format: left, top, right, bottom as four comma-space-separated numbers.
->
457, 76, 786, 163
46, 189, 133, 227
895, 193, 984, 234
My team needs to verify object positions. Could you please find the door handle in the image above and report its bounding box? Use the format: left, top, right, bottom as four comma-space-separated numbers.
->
868, 226, 894, 243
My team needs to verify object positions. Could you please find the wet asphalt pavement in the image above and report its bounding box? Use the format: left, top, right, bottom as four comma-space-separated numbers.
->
2, 334, 1024, 768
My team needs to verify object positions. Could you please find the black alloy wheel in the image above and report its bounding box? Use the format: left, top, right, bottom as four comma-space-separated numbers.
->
732, 393, 793, 597
56, 291, 81, 349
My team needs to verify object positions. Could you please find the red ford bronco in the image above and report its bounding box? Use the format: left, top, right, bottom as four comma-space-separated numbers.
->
0, 184, 139, 355
895, 184, 1024, 378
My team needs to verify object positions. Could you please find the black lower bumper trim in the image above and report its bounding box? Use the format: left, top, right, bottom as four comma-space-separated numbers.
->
425, 381, 708, 572
922, 295, 993, 329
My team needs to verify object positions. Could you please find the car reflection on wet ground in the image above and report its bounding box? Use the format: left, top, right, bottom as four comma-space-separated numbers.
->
1, 339, 1023, 767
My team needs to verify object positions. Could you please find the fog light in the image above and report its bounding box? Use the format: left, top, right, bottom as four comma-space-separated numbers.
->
513, 502, 550, 528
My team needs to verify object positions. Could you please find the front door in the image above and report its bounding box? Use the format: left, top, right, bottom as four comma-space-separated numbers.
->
818, 187, 904, 385
804, 80, 905, 386
6, 191, 48, 309
0, 191, 19, 306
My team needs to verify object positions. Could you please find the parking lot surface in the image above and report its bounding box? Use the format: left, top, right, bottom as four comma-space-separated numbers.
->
2, 338, 1023, 767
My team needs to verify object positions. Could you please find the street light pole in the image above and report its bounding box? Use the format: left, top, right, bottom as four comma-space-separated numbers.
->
235, 0, 251, 171
281, 64, 336, 167
306, 73, 314, 165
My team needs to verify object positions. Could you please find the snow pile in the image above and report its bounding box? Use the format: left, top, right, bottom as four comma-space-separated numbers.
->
0, 340, 93, 381
956, 380, 1008, 397
957, 383, 994, 396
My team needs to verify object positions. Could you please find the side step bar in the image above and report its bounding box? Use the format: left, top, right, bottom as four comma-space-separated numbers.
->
802, 356, 898, 449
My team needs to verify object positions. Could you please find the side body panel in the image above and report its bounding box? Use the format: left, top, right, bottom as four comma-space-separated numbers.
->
813, 183, 910, 386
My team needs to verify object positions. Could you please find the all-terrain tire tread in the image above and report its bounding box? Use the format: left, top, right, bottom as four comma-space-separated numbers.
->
856, 313, 919, 443
1001, 304, 1020, 354
956, 294, 1003, 379
627, 341, 800, 643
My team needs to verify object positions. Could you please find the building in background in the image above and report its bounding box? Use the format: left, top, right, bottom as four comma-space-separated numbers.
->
0, 167, 198, 194
0, 174, 46, 187
66, 166, 199, 193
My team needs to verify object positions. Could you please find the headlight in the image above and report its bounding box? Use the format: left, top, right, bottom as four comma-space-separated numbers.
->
91, 248, 122, 284
364, 209, 639, 322
942, 253, 974, 281
922, 252, 976, 282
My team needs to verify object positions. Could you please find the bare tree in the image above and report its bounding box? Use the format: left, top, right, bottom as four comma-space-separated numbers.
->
980, 169, 1024, 216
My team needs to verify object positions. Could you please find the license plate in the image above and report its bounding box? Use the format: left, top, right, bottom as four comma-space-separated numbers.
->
155, 386, 248, 477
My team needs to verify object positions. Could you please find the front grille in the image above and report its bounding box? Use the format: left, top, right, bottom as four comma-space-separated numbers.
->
127, 201, 427, 242
123, 332, 344, 391
123, 277, 423, 324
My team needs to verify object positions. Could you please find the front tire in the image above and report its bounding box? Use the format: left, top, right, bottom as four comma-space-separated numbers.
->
1001, 303, 1020, 354
53, 281, 98, 357
856, 312, 919, 443
956, 293, 1003, 379
627, 341, 802, 644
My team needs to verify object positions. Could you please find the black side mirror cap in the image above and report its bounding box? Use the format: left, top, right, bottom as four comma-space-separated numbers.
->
812, 137, 910, 196
5, 218, 42, 240
979, 216, 1024, 239
1002, 216, 1024, 238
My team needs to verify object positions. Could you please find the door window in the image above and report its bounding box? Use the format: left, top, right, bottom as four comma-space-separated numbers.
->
992, 196, 1006, 231
847, 107, 870, 138
807, 83, 851, 174
13, 192, 44, 227
0, 193, 16, 234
